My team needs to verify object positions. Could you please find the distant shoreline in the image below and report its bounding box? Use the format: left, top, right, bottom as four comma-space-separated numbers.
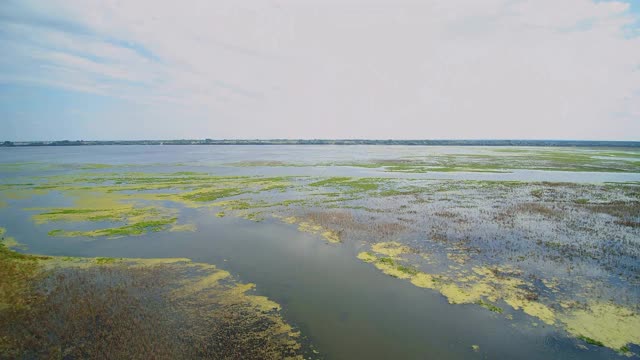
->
1, 139, 639, 147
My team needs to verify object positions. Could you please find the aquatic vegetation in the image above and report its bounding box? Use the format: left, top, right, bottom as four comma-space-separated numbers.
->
309, 177, 386, 193
1, 236, 26, 250
360, 244, 558, 323
371, 241, 411, 258
561, 302, 640, 350
279, 215, 341, 243
14, 172, 297, 239
476, 299, 504, 313
0, 243, 305, 359
357, 241, 640, 351
578, 336, 604, 347
32, 205, 163, 224
48, 218, 177, 238
0, 227, 25, 250
181, 187, 246, 202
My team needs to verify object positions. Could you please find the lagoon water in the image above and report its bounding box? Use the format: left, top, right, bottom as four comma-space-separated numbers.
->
1, 145, 637, 359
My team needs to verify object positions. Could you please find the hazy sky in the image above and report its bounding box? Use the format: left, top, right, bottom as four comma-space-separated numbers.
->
1, 0, 639, 141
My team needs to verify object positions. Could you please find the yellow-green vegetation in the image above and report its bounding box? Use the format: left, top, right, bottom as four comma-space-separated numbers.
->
371, 241, 411, 257
361, 243, 554, 323
0, 227, 25, 250
32, 205, 162, 224
1, 236, 25, 250
30, 191, 181, 238
309, 176, 388, 194
3, 172, 298, 238
0, 243, 304, 359
278, 215, 341, 243
357, 241, 640, 352
47, 218, 178, 238
476, 299, 503, 313
561, 302, 640, 350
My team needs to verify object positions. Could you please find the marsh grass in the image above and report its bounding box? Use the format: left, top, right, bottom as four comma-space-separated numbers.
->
511, 203, 561, 218
302, 210, 406, 242
48, 217, 177, 238
0, 245, 304, 359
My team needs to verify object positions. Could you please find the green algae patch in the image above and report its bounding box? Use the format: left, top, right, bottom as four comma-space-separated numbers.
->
357, 251, 377, 263
359, 242, 557, 325
32, 206, 164, 224
308, 177, 387, 193
561, 302, 640, 350
278, 215, 341, 243
21, 172, 297, 229
357, 251, 415, 279
0, 245, 306, 359
504, 296, 556, 325
48, 218, 177, 238
371, 241, 411, 258
181, 187, 246, 202
578, 335, 604, 347
19, 172, 298, 239
30, 190, 181, 239
476, 299, 503, 313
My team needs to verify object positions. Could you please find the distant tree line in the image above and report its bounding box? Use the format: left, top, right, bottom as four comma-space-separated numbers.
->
1, 139, 638, 147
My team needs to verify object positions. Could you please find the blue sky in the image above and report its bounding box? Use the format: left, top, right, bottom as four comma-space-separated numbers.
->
1, 0, 639, 141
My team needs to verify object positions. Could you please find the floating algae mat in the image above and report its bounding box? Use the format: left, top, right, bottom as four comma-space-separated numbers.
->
1, 145, 640, 359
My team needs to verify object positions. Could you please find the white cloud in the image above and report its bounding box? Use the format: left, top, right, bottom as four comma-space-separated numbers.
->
1, 0, 639, 139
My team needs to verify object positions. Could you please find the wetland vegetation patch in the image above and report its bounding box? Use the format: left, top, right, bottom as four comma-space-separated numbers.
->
0, 243, 306, 359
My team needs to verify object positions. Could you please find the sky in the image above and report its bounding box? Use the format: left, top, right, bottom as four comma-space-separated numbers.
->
0, 0, 639, 141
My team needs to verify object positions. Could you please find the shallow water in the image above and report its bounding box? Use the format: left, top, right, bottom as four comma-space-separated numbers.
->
2, 145, 639, 183
1, 145, 637, 359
